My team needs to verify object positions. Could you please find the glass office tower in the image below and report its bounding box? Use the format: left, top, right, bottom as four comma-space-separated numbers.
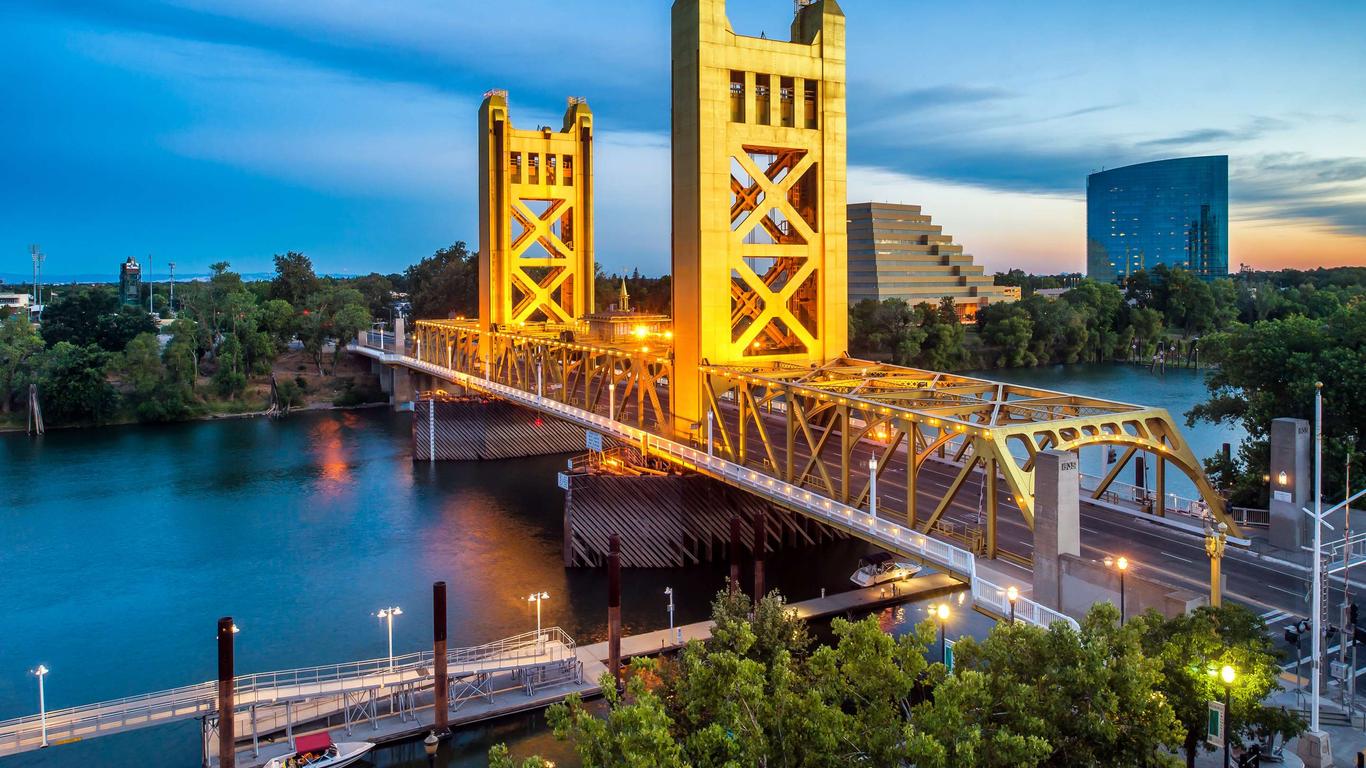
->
1086, 155, 1228, 282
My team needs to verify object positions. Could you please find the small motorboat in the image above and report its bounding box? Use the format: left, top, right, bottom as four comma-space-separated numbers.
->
850, 552, 922, 587
265, 733, 373, 768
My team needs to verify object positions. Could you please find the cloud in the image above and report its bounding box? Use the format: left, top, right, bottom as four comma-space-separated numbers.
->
1138, 117, 1291, 149
1233, 152, 1366, 235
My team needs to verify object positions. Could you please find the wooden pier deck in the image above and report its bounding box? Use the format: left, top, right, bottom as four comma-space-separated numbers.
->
230, 573, 965, 767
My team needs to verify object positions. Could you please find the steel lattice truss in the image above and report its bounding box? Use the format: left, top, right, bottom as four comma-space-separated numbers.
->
412, 322, 1240, 559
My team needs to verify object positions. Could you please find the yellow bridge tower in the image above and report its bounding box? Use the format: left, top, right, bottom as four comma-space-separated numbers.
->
670, 0, 849, 435
478, 91, 595, 333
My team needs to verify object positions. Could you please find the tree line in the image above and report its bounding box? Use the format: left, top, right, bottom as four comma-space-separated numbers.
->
492, 589, 1299, 768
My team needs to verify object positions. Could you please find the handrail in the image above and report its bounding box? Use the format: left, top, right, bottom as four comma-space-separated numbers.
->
361, 344, 1080, 634
0, 627, 575, 751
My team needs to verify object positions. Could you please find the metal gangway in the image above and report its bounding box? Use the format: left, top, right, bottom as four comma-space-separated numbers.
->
0, 627, 580, 759
351, 340, 1078, 633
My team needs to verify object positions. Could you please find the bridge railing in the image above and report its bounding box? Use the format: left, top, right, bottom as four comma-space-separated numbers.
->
0, 627, 576, 754
371, 349, 1079, 633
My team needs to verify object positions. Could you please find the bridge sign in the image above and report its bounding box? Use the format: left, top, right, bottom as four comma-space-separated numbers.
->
1206, 700, 1225, 748
586, 431, 603, 452
557, 472, 570, 491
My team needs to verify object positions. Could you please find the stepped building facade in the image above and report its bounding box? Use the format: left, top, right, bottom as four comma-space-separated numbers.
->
847, 202, 1013, 322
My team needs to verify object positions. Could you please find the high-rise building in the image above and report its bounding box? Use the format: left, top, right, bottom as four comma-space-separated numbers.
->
1086, 155, 1228, 282
118, 257, 142, 307
846, 202, 1013, 322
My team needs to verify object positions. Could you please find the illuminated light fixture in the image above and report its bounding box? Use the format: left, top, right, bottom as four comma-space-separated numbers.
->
1277, 471, 1288, 487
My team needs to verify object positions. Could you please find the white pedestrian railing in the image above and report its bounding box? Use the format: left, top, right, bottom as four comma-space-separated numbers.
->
360, 344, 1079, 634
0, 627, 575, 755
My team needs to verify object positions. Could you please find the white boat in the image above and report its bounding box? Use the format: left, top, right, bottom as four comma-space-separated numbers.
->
850, 552, 922, 587
265, 733, 374, 768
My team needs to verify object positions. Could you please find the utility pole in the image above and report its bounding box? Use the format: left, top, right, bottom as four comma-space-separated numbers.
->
168, 262, 176, 316
148, 254, 154, 314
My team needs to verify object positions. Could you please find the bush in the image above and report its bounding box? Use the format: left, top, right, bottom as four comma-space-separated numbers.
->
332, 379, 385, 407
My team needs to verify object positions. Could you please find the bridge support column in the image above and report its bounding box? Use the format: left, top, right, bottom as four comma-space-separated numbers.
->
1269, 417, 1311, 551
608, 534, 622, 693
1032, 451, 1080, 611
433, 581, 449, 734
391, 366, 415, 411
216, 617, 235, 768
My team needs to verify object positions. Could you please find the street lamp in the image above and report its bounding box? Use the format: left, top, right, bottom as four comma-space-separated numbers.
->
528, 592, 550, 652
1006, 585, 1019, 625
934, 603, 951, 666
375, 606, 403, 670
32, 665, 49, 748
1204, 520, 1228, 608
424, 730, 439, 768
1220, 664, 1236, 768
1104, 556, 1129, 622
664, 587, 675, 631
608, 382, 616, 419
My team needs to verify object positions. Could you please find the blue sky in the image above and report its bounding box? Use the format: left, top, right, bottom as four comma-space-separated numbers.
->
2, 0, 1364, 280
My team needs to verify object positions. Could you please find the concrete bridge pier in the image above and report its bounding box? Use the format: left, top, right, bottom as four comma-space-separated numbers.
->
1032, 451, 1079, 612
1268, 417, 1311, 552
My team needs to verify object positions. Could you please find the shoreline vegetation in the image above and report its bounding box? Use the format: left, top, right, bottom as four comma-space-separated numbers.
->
4, 254, 1362, 510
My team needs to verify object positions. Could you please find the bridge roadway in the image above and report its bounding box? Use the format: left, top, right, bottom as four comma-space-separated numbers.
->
0, 628, 578, 759
361, 339, 1322, 622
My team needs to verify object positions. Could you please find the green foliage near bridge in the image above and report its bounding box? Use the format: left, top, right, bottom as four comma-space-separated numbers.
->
490, 591, 1297, 768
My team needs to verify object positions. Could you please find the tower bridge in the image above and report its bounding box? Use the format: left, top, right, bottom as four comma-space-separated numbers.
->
354, 0, 1247, 620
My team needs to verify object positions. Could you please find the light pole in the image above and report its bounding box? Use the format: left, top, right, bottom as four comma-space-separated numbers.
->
1204, 520, 1228, 607
375, 606, 403, 670
527, 592, 549, 652
1311, 381, 1323, 735
1104, 556, 1129, 622
32, 665, 49, 748
1006, 585, 1019, 625
935, 603, 950, 666
706, 410, 714, 456
868, 457, 878, 522
608, 382, 616, 420
664, 587, 675, 631
1220, 664, 1236, 768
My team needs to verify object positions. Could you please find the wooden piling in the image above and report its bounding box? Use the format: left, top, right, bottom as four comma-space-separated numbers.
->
608, 534, 622, 692
216, 617, 235, 768
433, 581, 449, 733
753, 510, 766, 601
729, 516, 742, 593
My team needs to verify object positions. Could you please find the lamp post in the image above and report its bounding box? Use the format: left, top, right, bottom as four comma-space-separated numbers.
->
934, 604, 950, 666
1220, 664, 1236, 768
527, 592, 549, 652
664, 587, 675, 631
32, 665, 49, 748
868, 457, 878, 521
1104, 556, 1129, 621
706, 410, 714, 456
424, 730, 439, 768
1311, 381, 1323, 735
1204, 520, 1228, 607
608, 382, 616, 420
1006, 585, 1019, 625
375, 606, 403, 670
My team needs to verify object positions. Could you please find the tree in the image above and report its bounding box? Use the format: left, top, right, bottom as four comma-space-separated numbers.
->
0, 316, 45, 413
1135, 604, 1302, 767
39, 287, 158, 352
270, 251, 320, 307
406, 242, 478, 320
979, 303, 1036, 367
39, 342, 117, 424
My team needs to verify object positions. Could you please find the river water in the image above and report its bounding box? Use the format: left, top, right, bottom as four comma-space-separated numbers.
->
0, 362, 1241, 767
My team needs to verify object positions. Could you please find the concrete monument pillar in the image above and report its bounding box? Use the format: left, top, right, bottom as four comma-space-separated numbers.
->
1033, 450, 1080, 611
1268, 417, 1311, 551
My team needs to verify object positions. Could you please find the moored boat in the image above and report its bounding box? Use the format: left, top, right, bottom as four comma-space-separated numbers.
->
265, 733, 373, 768
850, 552, 922, 587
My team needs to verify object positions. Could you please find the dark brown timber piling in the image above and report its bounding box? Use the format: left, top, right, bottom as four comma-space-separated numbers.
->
729, 516, 742, 593
433, 581, 449, 733
608, 533, 622, 691
216, 617, 235, 768
753, 510, 766, 601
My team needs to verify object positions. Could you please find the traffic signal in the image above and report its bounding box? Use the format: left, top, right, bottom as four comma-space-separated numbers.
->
1351, 602, 1359, 627
1285, 626, 1300, 645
